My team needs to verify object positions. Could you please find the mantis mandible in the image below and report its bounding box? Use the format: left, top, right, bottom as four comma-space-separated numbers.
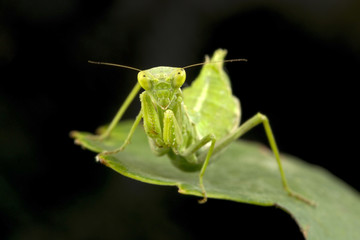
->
89, 49, 314, 205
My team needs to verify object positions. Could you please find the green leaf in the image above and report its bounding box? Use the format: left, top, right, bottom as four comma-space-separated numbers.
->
71, 121, 360, 240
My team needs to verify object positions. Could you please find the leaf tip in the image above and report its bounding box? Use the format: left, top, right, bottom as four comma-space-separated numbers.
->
72, 137, 87, 150
69, 131, 85, 148
69, 130, 78, 138
96, 154, 110, 167
74, 139, 81, 145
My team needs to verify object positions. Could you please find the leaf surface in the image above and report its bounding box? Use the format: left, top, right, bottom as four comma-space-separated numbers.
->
72, 121, 360, 240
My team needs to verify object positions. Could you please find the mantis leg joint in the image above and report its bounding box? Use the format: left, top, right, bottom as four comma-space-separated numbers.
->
256, 112, 268, 121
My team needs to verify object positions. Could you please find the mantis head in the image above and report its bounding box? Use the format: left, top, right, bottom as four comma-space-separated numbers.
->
137, 67, 186, 109
88, 56, 247, 110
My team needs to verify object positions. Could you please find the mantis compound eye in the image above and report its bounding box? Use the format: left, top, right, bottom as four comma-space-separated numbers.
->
138, 71, 152, 90
172, 68, 186, 88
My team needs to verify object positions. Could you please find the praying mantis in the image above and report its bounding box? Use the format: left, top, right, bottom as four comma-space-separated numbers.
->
87, 49, 314, 205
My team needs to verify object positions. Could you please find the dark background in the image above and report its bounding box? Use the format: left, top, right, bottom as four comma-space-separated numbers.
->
1, 0, 359, 239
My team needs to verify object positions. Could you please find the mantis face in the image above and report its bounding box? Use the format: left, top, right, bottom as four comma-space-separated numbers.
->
137, 67, 186, 110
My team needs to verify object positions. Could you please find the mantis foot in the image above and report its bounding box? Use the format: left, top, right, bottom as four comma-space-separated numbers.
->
198, 193, 208, 204
198, 179, 208, 204
286, 188, 317, 207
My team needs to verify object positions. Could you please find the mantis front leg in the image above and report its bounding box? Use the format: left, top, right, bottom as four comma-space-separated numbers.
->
99, 90, 164, 157
160, 106, 216, 203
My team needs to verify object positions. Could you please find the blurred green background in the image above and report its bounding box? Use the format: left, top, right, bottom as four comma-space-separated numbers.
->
1, 0, 359, 239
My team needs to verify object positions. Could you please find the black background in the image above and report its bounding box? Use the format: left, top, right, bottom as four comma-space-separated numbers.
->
1, 0, 359, 239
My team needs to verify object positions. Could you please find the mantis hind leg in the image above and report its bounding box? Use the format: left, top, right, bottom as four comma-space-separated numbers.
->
207, 112, 315, 206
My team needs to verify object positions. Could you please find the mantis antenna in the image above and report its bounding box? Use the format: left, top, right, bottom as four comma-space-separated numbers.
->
88, 58, 247, 72
182, 59, 248, 69
88, 60, 142, 72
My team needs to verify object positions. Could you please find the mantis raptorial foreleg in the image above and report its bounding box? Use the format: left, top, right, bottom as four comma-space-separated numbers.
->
198, 112, 316, 206
163, 109, 183, 153
98, 90, 164, 157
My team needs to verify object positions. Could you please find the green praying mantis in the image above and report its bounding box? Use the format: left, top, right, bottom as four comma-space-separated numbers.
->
86, 49, 314, 205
